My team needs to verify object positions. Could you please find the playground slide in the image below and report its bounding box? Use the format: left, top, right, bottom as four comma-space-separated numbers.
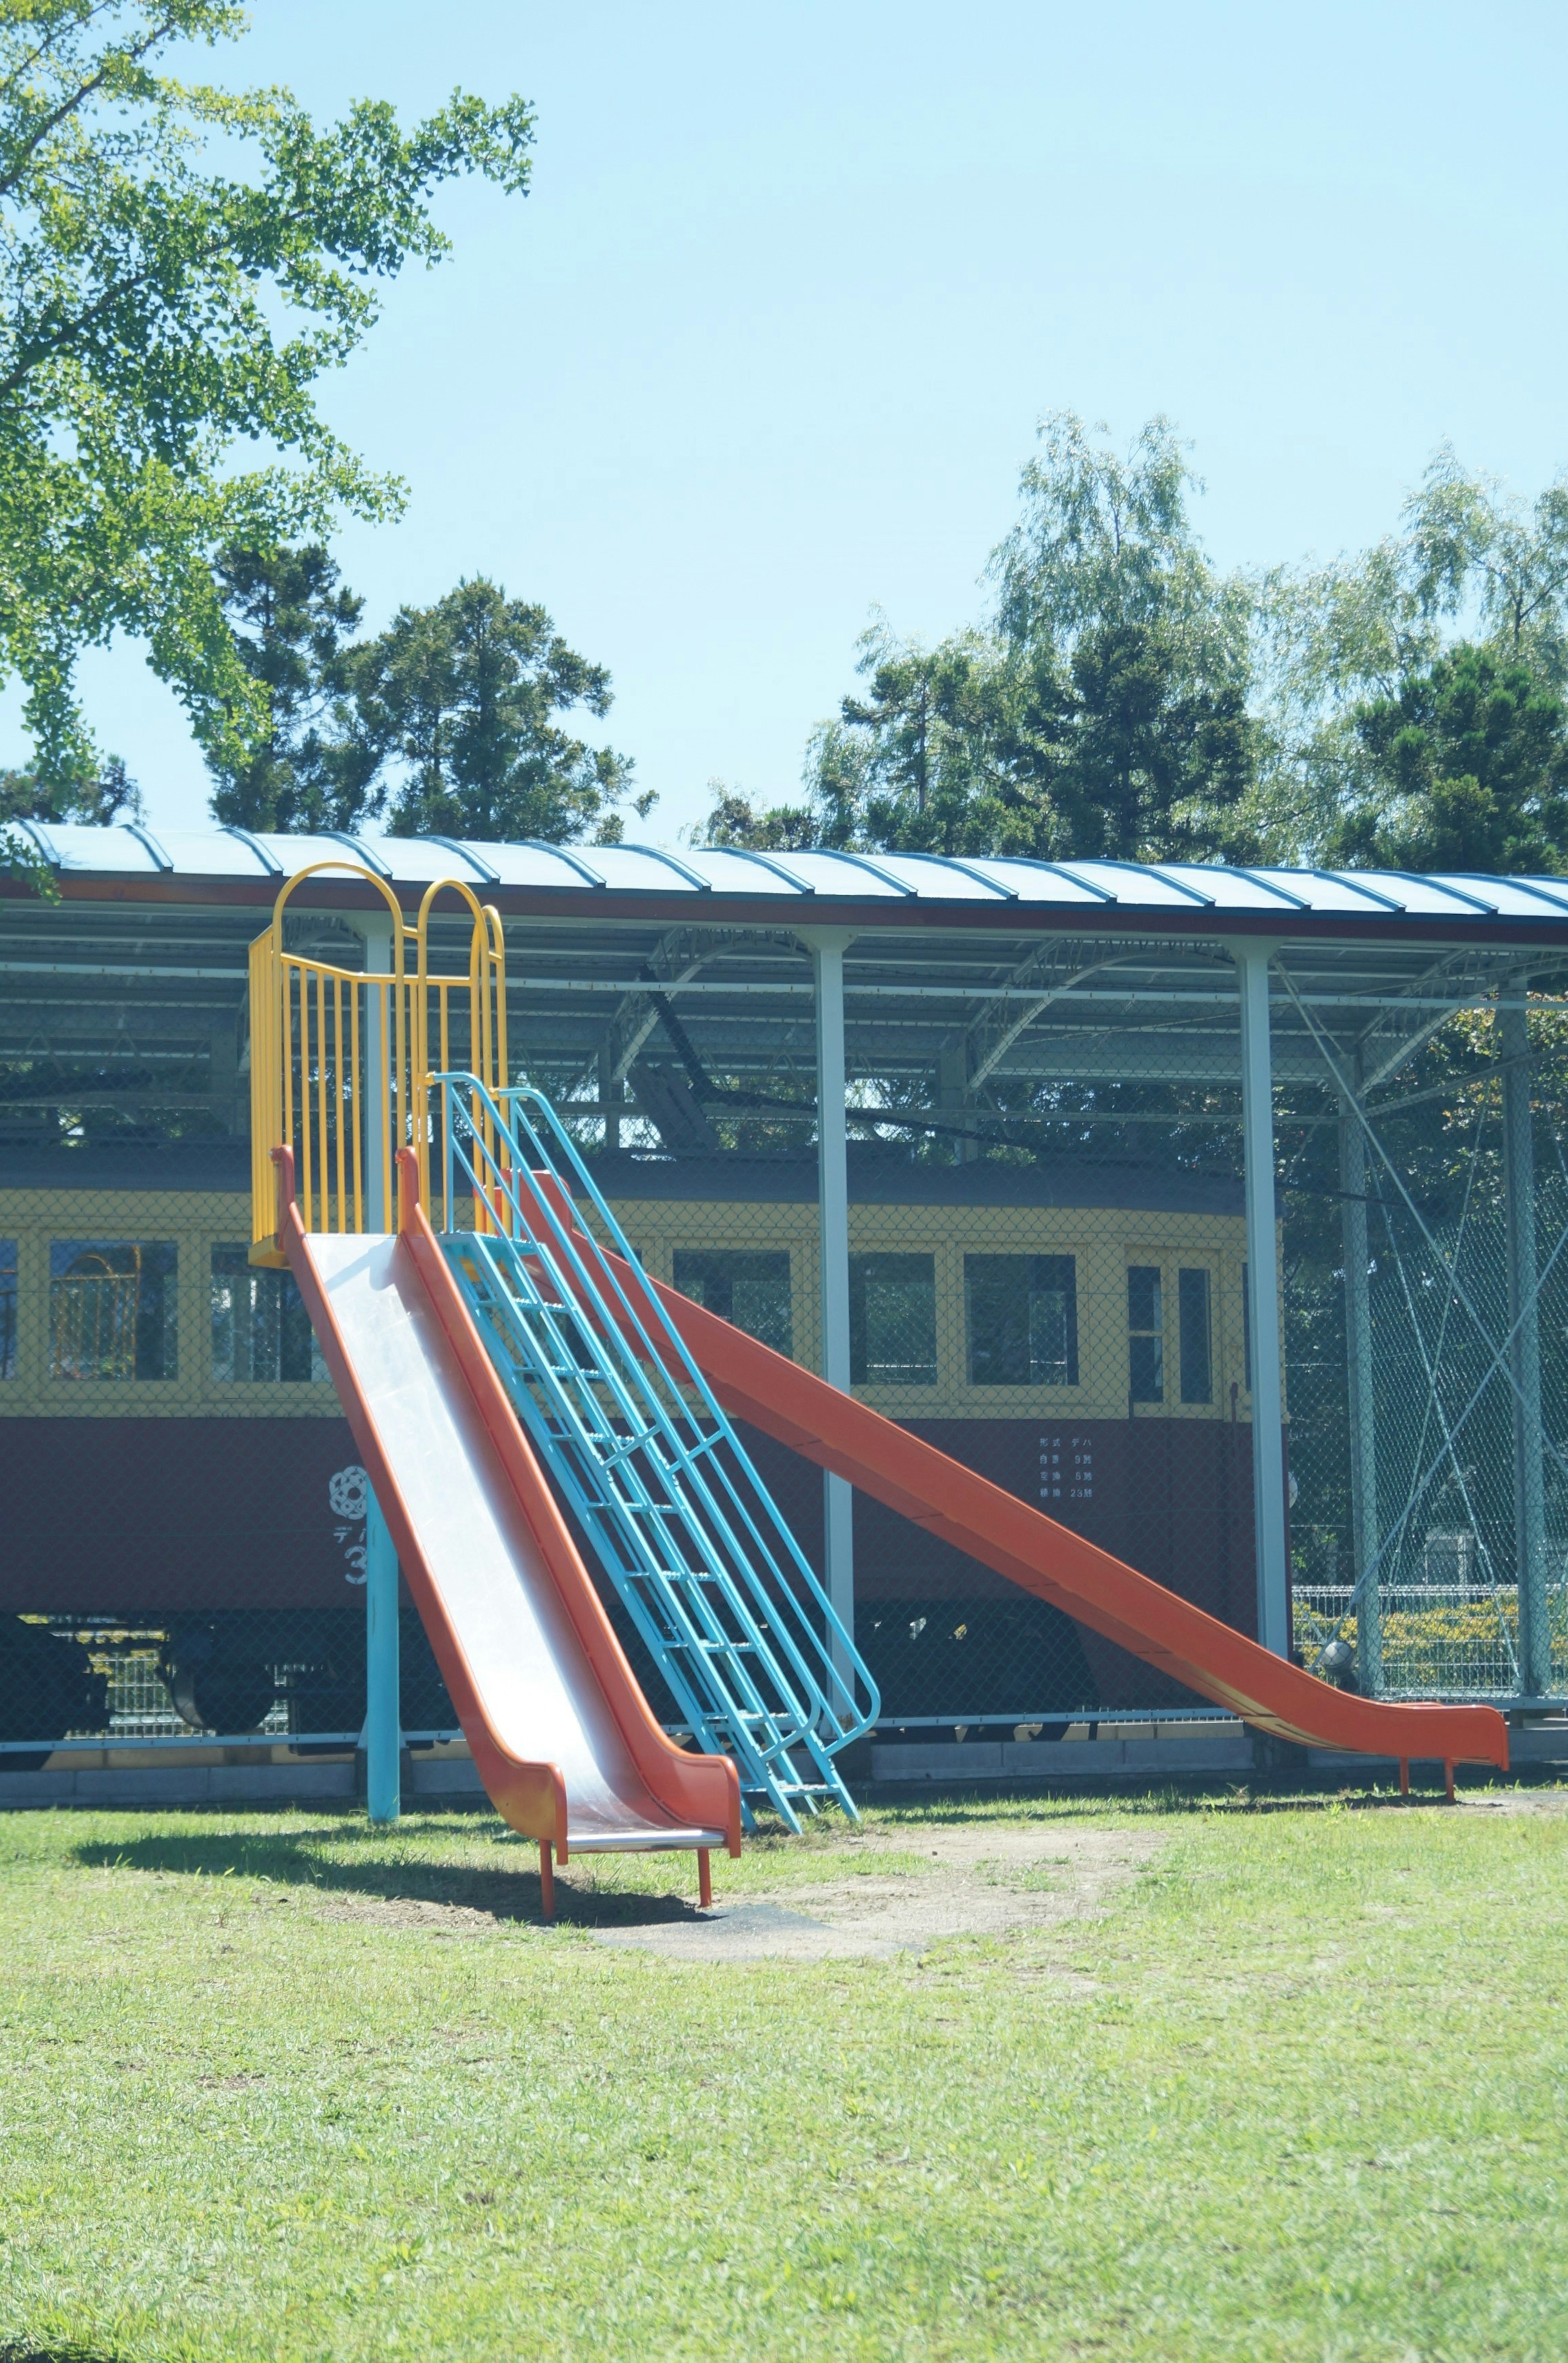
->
597, 1247, 1510, 1780
273, 1153, 741, 1868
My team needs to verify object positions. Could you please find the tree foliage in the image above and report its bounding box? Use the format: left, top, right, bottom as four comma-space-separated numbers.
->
0, 0, 532, 790
711, 417, 1259, 863
199, 554, 649, 845
1328, 644, 1568, 874
353, 577, 648, 845
205, 543, 376, 833
709, 422, 1568, 879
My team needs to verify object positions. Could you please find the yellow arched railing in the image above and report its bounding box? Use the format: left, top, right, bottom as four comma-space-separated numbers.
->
248, 863, 509, 1261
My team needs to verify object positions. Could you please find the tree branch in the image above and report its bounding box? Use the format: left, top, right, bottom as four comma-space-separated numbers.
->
0, 15, 179, 201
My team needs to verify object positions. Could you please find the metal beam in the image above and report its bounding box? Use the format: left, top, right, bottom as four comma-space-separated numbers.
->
1236, 942, 1290, 1657
1339, 1078, 1381, 1691
801, 927, 856, 1685
1501, 998, 1551, 1695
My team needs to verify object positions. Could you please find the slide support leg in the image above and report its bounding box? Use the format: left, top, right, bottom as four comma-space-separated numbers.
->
1236, 942, 1290, 1658
698, 1849, 713, 1909
539, 1841, 555, 1920
365, 1486, 401, 1826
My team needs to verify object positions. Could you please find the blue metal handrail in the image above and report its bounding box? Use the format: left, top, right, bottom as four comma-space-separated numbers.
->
431, 1071, 879, 1826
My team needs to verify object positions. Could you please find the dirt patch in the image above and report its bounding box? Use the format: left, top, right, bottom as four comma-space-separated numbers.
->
587, 1822, 1160, 1964
315, 1895, 503, 1935
1457, 1788, 1568, 1817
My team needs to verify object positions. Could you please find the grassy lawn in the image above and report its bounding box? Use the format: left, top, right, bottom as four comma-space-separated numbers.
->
1, 1779, 1566, 2361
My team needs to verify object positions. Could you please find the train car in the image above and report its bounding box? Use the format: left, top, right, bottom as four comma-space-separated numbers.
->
0, 1137, 1266, 1751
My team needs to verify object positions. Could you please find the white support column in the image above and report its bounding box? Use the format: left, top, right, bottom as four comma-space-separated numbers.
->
364, 1487, 401, 1824
352, 911, 400, 1806
1236, 942, 1290, 1657
801, 929, 855, 1695
1339, 1082, 1382, 1692
357, 913, 394, 1229
1501, 997, 1550, 1697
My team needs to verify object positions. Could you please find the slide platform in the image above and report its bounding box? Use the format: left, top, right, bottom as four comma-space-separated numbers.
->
275, 1156, 741, 1864
598, 1247, 1510, 1779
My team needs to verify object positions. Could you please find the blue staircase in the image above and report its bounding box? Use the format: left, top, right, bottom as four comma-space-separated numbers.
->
432, 1075, 878, 1828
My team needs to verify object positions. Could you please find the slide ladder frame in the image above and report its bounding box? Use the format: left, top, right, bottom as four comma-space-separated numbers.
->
432, 1072, 880, 1829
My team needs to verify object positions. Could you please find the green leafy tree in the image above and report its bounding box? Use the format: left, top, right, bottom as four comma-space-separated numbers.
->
988, 414, 1258, 861
801, 621, 1015, 854
1327, 644, 1568, 874
703, 784, 817, 851
713, 418, 1258, 863
205, 543, 380, 833
0, 0, 531, 792
1256, 448, 1568, 859
0, 753, 139, 826
0, 748, 140, 891
354, 577, 649, 844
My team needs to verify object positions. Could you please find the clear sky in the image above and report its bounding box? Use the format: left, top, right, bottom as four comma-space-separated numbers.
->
29, 0, 1568, 843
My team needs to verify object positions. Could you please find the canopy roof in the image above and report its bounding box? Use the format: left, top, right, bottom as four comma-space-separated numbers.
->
4, 826, 1567, 1161
11, 820, 1568, 931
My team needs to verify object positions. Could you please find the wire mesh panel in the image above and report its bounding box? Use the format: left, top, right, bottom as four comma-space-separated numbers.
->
533, 928, 1266, 1737
1281, 990, 1568, 1704
0, 1176, 460, 1765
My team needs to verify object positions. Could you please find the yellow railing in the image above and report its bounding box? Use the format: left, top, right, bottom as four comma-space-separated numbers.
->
249, 863, 509, 1261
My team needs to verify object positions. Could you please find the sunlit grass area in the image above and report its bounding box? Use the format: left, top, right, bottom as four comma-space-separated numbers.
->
2, 1779, 1566, 2360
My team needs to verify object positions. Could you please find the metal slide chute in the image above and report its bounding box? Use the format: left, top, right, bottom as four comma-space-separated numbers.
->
273, 1146, 741, 1890
627, 1254, 1512, 1784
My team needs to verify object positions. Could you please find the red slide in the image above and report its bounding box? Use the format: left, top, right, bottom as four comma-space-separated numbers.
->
274, 1151, 741, 1877
603, 1248, 1509, 1782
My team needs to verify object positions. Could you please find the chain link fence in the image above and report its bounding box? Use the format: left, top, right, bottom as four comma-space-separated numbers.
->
1283, 999, 1568, 1703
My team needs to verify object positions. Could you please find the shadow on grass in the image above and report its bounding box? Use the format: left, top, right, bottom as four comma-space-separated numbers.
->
0, 2348, 127, 2363
67, 1823, 708, 1931
857, 1766, 1547, 1818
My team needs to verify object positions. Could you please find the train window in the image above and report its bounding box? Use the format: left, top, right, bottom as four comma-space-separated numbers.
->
964, 1254, 1078, 1386
0, 1240, 14, 1378
1178, 1267, 1212, 1403
850, 1254, 937, 1386
1127, 1264, 1163, 1403
672, 1249, 792, 1356
211, 1246, 327, 1383
49, 1240, 177, 1381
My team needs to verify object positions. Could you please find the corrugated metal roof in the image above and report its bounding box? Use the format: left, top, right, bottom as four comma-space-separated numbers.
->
12, 819, 1568, 925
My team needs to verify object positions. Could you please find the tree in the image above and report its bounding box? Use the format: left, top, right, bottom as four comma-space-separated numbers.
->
353, 578, 650, 844
0, 748, 138, 890
1326, 644, 1568, 875
1255, 448, 1568, 860
0, 753, 140, 827
0, 1, 531, 792
703, 785, 817, 851
987, 414, 1258, 860
800, 620, 1018, 854
708, 417, 1259, 863
205, 543, 380, 833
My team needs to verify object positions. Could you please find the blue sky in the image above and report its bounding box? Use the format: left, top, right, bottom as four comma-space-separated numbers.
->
31, 0, 1568, 842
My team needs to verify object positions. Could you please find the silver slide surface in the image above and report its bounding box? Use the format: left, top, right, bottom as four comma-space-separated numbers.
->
305, 1231, 727, 1851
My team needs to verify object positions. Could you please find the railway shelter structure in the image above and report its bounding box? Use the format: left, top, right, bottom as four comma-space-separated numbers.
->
2, 822, 1567, 1775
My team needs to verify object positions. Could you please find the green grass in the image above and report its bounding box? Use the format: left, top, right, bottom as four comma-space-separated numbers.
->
2, 1780, 1567, 2360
